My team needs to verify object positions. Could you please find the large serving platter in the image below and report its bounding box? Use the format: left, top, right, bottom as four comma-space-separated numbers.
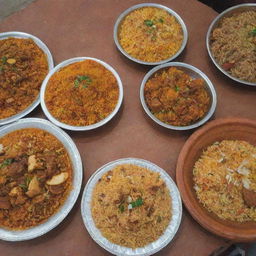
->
81, 158, 182, 256
0, 118, 83, 241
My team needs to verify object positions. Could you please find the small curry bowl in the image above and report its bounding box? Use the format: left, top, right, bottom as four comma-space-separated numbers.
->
40, 57, 123, 131
176, 118, 256, 241
113, 3, 188, 65
140, 62, 217, 130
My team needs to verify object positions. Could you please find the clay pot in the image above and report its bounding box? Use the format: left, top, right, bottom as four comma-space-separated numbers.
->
176, 117, 256, 241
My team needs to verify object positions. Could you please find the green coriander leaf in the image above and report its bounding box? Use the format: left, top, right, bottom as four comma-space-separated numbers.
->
119, 204, 125, 213
131, 197, 143, 208
144, 20, 154, 27
175, 85, 180, 92
78, 75, 92, 82
25, 176, 32, 187
74, 79, 80, 87
1, 56, 7, 64
249, 28, 256, 36
159, 18, 164, 23
0, 158, 13, 168
19, 183, 27, 191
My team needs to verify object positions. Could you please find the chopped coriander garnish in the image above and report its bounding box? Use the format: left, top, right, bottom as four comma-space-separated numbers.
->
18, 183, 27, 191
249, 28, 256, 36
74, 75, 92, 88
74, 79, 80, 87
77, 75, 92, 83
159, 18, 164, 23
175, 85, 180, 92
130, 197, 143, 208
1, 56, 7, 64
119, 204, 125, 213
144, 20, 154, 27
19, 176, 32, 191
0, 158, 13, 168
25, 176, 32, 186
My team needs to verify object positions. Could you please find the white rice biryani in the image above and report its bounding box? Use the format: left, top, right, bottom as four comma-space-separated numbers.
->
193, 140, 256, 222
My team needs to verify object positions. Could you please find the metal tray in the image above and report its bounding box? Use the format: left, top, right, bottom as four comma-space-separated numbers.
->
0, 118, 83, 241
140, 62, 217, 130
113, 3, 188, 65
40, 57, 123, 131
206, 4, 256, 86
0, 31, 54, 126
81, 158, 182, 256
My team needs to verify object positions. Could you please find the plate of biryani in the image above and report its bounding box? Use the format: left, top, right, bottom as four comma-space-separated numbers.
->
81, 158, 182, 256
206, 4, 256, 86
0, 32, 54, 126
140, 62, 217, 130
0, 118, 83, 241
176, 118, 256, 241
40, 57, 123, 131
114, 3, 188, 65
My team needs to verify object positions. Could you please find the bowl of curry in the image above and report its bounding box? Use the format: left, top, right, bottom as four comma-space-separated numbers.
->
40, 57, 123, 131
81, 158, 182, 255
140, 62, 217, 130
0, 31, 54, 126
0, 118, 83, 241
114, 3, 188, 65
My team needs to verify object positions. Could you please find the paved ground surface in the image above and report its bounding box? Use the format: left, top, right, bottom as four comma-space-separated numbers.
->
0, 0, 35, 21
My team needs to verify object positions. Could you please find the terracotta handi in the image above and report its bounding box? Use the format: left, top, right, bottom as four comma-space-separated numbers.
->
176, 117, 256, 241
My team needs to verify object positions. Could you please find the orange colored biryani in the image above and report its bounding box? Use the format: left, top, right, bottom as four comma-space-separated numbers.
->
118, 7, 183, 62
45, 59, 119, 126
0, 37, 49, 119
0, 128, 72, 230
144, 67, 210, 126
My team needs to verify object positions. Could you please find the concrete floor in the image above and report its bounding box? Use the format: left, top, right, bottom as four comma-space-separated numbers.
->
0, 0, 35, 21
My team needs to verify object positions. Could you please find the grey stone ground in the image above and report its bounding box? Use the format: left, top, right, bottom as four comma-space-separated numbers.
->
0, 0, 35, 21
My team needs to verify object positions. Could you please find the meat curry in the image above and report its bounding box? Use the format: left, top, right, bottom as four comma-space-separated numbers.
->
0, 128, 72, 230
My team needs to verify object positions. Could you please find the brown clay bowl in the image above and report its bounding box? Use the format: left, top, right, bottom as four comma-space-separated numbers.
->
176, 117, 256, 241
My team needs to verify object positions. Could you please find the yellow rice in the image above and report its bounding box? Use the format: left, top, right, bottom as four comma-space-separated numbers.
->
118, 7, 183, 62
